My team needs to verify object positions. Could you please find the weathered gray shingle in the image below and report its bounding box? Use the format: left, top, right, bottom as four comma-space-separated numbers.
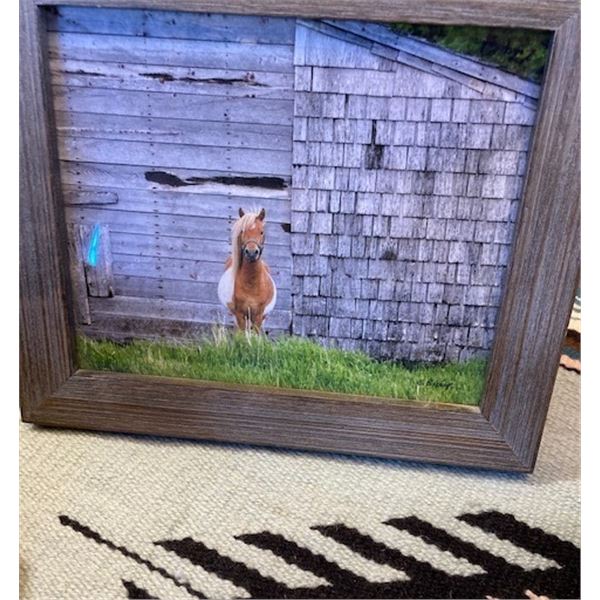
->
384, 146, 408, 170
504, 102, 536, 125
459, 124, 493, 149
469, 100, 506, 124
439, 123, 460, 148
295, 66, 312, 91
415, 122, 440, 146
478, 150, 520, 175
291, 211, 310, 232
307, 117, 334, 141
333, 119, 372, 143
430, 99, 452, 122
294, 92, 346, 117
289, 28, 535, 363
393, 121, 416, 145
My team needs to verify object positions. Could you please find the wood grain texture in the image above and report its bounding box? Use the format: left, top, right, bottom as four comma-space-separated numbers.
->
480, 13, 581, 470
60, 162, 291, 200
46, 6, 296, 44
58, 136, 292, 176
20, 0, 75, 418
49, 7, 295, 340
48, 32, 294, 72
55, 111, 294, 151
37, 0, 578, 30
21, 0, 580, 471
53, 86, 294, 126
88, 296, 292, 329
51, 63, 296, 100
36, 370, 527, 471
64, 208, 291, 246
66, 224, 92, 324
80, 224, 115, 297
79, 313, 290, 340
62, 186, 291, 223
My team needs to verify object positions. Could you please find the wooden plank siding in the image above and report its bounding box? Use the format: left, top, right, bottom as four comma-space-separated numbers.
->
59, 162, 291, 200
49, 6, 294, 338
55, 111, 294, 150
46, 6, 297, 45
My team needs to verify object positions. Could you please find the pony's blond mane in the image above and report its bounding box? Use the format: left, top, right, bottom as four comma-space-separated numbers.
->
230, 211, 261, 275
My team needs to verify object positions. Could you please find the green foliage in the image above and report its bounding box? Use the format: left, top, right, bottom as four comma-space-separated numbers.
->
77, 331, 487, 406
391, 23, 551, 83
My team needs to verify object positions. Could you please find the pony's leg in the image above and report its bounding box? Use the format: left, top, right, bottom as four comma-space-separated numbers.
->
233, 309, 246, 330
252, 311, 265, 333
245, 307, 254, 334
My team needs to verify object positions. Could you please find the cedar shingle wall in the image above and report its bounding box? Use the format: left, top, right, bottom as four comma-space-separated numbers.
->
291, 23, 537, 362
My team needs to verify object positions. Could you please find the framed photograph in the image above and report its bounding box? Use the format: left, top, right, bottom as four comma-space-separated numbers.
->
20, 0, 580, 471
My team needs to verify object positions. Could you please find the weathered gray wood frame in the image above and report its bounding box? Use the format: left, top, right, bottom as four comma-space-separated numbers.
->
20, 0, 580, 471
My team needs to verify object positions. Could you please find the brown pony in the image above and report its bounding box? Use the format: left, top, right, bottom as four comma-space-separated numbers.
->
218, 208, 276, 332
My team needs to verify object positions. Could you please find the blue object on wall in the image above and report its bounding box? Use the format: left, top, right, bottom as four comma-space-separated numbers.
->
87, 223, 101, 267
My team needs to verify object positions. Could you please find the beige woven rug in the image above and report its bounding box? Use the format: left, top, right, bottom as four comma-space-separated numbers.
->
20, 369, 580, 600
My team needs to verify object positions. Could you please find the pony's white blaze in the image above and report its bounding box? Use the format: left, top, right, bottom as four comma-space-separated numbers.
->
217, 266, 235, 308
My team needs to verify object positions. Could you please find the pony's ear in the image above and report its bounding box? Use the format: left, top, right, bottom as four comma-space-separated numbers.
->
257, 208, 266, 221
239, 207, 245, 218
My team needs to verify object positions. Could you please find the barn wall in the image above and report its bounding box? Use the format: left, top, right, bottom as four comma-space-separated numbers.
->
48, 6, 294, 340
290, 22, 538, 362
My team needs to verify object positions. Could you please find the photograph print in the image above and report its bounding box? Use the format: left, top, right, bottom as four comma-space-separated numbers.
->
50, 5, 549, 406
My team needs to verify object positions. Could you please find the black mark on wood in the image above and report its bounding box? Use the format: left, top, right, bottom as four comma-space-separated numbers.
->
64, 69, 105, 77
365, 121, 385, 170
141, 72, 176, 83
281, 223, 291, 233
145, 171, 287, 190
380, 247, 397, 261
144, 171, 185, 187
140, 72, 267, 87
64, 191, 119, 206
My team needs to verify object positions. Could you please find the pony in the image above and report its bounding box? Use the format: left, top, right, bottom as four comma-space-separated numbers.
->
218, 208, 276, 332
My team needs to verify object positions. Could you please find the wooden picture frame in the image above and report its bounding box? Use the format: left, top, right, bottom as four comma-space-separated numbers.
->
20, 0, 580, 471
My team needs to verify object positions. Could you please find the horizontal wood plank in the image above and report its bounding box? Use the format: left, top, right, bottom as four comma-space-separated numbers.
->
65, 206, 291, 246
56, 111, 293, 151
38, 370, 526, 470
52, 86, 294, 126
60, 162, 291, 200
39, 0, 577, 30
48, 31, 295, 73
57, 136, 292, 176
111, 254, 292, 288
63, 186, 291, 223
109, 230, 292, 264
47, 6, 296, 45
64, 189, 119, 205
78, 313, 290, 341
88, 295, 292, 328
50, 59, 295, 99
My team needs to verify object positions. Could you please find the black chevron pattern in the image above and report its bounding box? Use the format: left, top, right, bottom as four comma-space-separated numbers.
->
59, 511, 580, 599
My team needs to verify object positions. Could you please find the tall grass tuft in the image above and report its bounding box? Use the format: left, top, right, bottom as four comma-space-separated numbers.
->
77, 330, 487, 406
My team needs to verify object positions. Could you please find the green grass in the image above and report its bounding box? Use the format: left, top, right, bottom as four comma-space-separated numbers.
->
77, 331, 487, 406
